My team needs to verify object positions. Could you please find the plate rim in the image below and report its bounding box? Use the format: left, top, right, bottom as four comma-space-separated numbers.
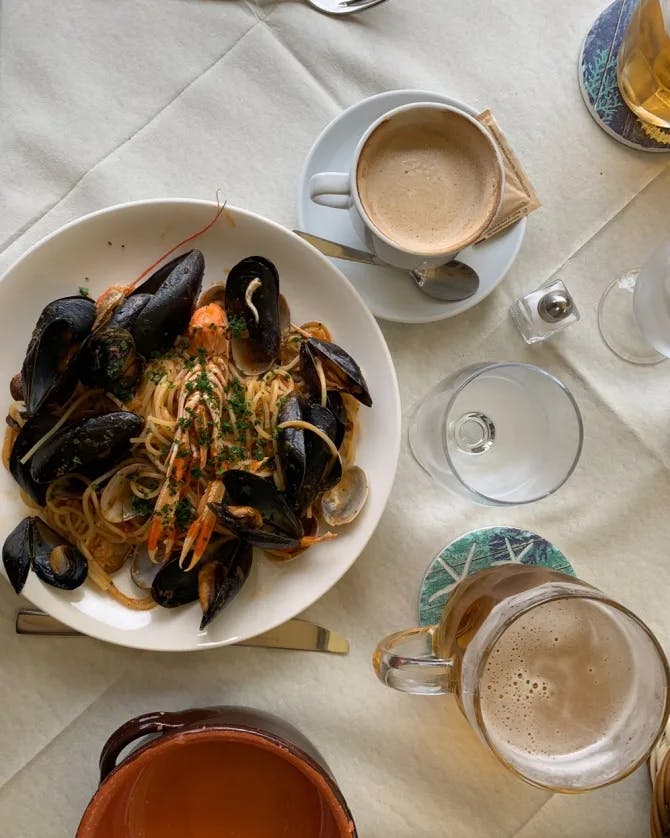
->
0, 198, 402, 651
297, 88, 526, 325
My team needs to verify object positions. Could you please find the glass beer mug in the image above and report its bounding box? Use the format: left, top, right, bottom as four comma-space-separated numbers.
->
617, 0, 670, 128
373, 564, 670, 791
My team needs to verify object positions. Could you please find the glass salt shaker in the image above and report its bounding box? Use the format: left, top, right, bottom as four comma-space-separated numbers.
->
510, 278, 580, 344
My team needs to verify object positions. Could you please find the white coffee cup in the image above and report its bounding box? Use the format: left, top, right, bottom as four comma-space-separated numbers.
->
309, 103, 505, 270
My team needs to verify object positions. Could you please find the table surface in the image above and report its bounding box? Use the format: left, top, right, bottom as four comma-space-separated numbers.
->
1, 1, 669, 836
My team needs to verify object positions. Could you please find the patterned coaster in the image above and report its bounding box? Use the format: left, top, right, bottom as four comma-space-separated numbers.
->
579, 0, 670, 151
418, 527, 575, 627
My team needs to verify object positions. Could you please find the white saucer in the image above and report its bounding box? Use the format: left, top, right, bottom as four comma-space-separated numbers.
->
298, 90, 526, 324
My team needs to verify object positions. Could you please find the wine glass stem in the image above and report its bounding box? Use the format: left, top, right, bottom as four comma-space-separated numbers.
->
453, 412, 495, 455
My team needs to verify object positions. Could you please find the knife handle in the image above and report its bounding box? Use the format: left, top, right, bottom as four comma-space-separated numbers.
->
293, 230, 387, 267
16, 610, 80, 635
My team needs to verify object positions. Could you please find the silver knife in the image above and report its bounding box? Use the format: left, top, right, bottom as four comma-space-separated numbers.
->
15, 610, 349, 654
293, 230, 387, 267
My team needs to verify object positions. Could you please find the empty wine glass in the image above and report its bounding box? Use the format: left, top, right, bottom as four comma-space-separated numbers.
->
409, 362, 583, 505
598, 241, 670, 365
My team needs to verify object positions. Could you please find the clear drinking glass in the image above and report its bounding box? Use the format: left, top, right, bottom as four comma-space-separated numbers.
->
408, 362, 583, 505
598, 241, 670, 365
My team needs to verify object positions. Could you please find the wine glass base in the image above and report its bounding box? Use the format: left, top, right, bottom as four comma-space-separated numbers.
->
598, 271, 666, 365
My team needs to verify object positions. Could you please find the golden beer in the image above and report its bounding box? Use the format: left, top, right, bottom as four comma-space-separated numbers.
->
617, 0, 670, 127
374, 563, 670, 790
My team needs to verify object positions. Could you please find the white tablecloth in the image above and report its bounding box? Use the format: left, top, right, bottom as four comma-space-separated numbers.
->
1, 1, 669, 835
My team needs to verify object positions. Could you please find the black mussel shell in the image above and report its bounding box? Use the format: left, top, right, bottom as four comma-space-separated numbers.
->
2, 517, 32, 594
300, 338, 372, 408
222, 469, 302, 538
151, 558, 199, 608
209, 504, 301, 550
326, 392, 347, 449
29, 411, 144, 484
22, 296, 97, 417
294, 403, 341, 515
132, 250, 204, 358
131, 252, 194, 297
198, 539, 252, 630
30, 518, 88, 590
9, 414, 59, 505
276, 393, 306, 508
108, 293, 152, 331
225, 256, 280, 375
79, 326, 144, 400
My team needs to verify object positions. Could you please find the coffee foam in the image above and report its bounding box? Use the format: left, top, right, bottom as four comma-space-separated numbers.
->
479, 598, 635, 761
356, 112, 498, 254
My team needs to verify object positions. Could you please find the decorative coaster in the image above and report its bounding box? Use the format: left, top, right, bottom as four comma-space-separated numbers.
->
579, 0, 670, 151
418, 526, 575, 626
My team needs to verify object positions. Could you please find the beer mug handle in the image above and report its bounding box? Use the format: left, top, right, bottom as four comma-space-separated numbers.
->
373, 626, 456, 695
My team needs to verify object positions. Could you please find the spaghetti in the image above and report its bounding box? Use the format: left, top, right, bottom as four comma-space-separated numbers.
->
5, 284, 363, 613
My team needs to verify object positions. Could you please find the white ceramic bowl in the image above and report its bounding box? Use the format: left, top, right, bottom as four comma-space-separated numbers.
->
0, 199, 401, 651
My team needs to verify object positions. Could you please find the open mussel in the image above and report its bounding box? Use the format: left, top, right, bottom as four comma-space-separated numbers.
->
131, 249, 204, 358
300, 338, 372, 407
2, 517, 32, 593
29, 410, 144, 484
198, 539, 252, 630
223, 469, 301, 536
21, 296, 97, 417
151, 536, 252, 630
9, 413, 59, 505
225, 256, 281, 375
151, 557, 199, 608
209, 470, 302, 550
2, 516, 87, 594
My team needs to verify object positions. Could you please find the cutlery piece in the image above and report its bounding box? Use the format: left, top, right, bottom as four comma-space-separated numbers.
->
308, 0, 390, 14
294, 230, 480, 302
15, 610, 349, 654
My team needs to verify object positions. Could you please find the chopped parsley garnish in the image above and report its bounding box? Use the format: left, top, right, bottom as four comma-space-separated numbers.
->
148, 366, 166, 384
228, 314, 247, 338
174, 497, 195, 530
131, 496, 154, 517
78, 286, 89, 297
185, 370, 213, 396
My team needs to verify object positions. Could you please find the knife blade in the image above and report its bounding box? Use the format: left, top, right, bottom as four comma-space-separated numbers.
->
15, 610, 349, 654
293, 230, 387, 267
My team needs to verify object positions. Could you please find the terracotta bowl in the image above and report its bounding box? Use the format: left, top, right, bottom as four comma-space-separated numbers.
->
77, 706, 357, 837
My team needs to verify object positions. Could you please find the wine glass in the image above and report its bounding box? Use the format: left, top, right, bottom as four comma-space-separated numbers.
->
598, 241, 670, 365
408, 362, 583, 505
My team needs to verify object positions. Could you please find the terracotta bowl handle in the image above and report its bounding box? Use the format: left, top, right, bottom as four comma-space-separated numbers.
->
98, 710, 195, 783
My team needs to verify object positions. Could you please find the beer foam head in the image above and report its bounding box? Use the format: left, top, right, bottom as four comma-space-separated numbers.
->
476, 596, 667, 789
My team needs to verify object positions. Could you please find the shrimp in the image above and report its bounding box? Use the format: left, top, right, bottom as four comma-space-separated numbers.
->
147, 304, 230, 565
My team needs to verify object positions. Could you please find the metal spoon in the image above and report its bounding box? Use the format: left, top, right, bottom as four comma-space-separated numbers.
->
294, 231, 479, 302
307, 0, 391, 14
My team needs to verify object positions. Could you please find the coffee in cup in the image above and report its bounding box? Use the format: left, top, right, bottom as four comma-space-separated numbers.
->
309, 103, 504, 270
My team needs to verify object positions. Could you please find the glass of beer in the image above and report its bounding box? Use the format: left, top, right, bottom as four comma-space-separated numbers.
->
373, 564, 669, 791
617, 0, 670, 128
